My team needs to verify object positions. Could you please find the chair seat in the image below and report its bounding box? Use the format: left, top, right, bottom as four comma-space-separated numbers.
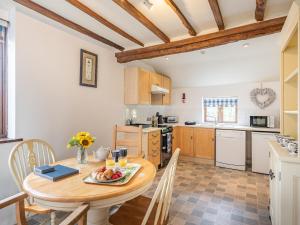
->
25, 203, 53, 214
109, 196, 168, 225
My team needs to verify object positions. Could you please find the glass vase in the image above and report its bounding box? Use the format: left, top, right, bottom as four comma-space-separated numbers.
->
77, 147, 88, 164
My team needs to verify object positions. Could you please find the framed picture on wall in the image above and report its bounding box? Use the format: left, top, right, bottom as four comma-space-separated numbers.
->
80, 49, 98, 88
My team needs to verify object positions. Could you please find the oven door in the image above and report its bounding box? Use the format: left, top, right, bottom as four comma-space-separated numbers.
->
162, 132, 172, 153
250, 116, 268, 127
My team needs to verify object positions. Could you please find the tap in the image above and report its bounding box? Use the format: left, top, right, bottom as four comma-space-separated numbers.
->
206, 116, 218, 125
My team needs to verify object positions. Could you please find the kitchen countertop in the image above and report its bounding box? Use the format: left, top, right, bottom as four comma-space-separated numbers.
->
142, 127, 162, 133
269, 141, 300, 164
143, 123, 280, 133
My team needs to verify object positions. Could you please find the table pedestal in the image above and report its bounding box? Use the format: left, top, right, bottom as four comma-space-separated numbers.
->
87, 207, 110, 225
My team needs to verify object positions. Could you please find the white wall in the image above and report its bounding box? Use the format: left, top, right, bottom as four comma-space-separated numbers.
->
1, 9, 127, 224
166, 81, 280, 127
0, 142, 22, 225
14, 11, 125, 160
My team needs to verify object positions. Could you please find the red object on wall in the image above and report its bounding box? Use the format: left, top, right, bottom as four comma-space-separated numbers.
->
182, 93, 186, 103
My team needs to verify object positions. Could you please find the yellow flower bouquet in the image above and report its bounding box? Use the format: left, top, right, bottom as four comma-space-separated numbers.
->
67, 132, 96, 164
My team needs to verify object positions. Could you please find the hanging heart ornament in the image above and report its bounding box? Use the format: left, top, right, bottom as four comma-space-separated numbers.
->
250, 88, 276, 109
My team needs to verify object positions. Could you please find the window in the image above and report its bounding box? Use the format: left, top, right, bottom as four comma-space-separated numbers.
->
0, 22, 7, 138
203, 97, 238, 123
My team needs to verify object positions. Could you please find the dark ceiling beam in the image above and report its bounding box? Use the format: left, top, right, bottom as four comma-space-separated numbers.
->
113, 0, 170, 43
208, 0, 225, 30
14, 0, 124, 51
164, 0, 196, 36
115, 17, 286, 63
255, 0, 267, 21
66, 0, 144, 47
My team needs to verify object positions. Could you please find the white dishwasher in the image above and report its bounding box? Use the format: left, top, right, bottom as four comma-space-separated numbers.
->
216, 129, 246, 171
251, 132, 277, 174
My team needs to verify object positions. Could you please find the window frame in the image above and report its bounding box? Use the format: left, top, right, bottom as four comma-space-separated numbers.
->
203, 97, 238, 124
0, 23, 8, 138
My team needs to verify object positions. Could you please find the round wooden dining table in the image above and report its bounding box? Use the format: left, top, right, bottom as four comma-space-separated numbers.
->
23, 157, 156, 225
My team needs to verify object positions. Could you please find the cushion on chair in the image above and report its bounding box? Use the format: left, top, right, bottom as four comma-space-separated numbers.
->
109, 196, 169, 225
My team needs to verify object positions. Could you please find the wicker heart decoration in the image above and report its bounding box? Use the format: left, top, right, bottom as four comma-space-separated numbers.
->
250, 88, 276, 109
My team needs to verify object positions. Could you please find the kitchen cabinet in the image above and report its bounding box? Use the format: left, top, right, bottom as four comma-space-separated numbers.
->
124, 67, 171, 105
193, 128, 215, 160
143, 130, 161, 169
162, 76, 171, 105
180, 127, 194, 156
124, 67, 151, 105
173, 126, 215, 159
150, 72, 163, 87
268, 141, 300, 225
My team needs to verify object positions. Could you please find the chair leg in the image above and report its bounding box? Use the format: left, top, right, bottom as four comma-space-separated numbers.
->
50, 211, 56, 225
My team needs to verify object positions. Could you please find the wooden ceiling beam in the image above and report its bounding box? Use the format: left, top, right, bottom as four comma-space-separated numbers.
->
66, 0, 144, 47
208, 0, 224, 30
14, 0, 124, 51
255, 0, 267, 21
116, 17, 286, 63
113, 0, 170, 43
164, 0, 196, 36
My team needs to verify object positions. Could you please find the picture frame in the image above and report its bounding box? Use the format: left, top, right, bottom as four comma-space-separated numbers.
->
80, 49, 98, 88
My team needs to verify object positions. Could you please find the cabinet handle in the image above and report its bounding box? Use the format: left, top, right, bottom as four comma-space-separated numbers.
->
269, 169, 275, 180
152, 140, 159, 145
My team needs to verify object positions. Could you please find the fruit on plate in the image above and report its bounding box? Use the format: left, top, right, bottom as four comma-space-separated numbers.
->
92, 166, 123, 182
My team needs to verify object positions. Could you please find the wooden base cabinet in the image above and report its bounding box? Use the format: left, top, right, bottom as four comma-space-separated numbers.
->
193, 128, 215, 159
143, 131, 161, 169
173, 126, 215, 160
180, 127, 194, 157
269, 141, 300, 225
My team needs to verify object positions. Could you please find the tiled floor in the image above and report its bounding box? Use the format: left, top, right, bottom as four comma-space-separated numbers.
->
27, 158, 271, 225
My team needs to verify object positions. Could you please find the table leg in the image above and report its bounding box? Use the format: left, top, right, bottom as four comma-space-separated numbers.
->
87, 207, 110, 225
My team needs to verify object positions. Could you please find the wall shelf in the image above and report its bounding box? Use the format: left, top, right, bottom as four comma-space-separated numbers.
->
284, 68, 298, 83
284, 110, 298, 115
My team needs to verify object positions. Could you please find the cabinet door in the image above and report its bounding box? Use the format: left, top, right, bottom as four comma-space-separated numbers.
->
172, 126, 180, 153
180, 127, 194, 156
162, 76, 171, 105
193, 128, 215, 159
150, 72, 163, 87
148, 131, 161, 168
138, 69, 151, 104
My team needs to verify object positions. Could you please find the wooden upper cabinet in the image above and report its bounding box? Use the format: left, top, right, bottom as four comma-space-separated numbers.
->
150, 72, 163, 87
162, 76, 171, 105
179, 127, 194, 157
124, 67, 171, 105
124, 67, 151, 105
193, 128, 215, 160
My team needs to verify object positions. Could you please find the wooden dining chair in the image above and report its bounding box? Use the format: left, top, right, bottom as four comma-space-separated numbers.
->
8, 139, 56, 225
109, 148, 180, 225
0, 192, 89, 225
112, 125, 144, 157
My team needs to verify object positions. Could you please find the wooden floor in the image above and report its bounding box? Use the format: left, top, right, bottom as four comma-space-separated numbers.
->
27, 158, 271, 225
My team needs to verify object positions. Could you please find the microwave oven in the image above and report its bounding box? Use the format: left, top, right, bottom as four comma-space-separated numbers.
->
250, 116, 275, 128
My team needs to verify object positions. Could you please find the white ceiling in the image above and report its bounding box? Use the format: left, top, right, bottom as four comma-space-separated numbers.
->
0, 0, 288, 88
143, 33, 281, 87
5, 0, 293, 49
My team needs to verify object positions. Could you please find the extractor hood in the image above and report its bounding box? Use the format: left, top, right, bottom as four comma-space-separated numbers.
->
151, 85, 169, 94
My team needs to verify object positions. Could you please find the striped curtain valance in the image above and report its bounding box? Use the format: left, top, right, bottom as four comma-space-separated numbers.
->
203, 97, 238, 107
